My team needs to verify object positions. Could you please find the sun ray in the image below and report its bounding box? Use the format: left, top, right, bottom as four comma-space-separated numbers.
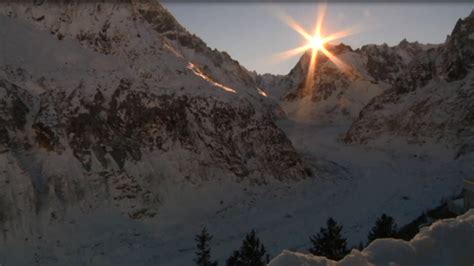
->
322, 26, 361, 43
275, 44, 312, 61
271, 3, 360, 102
320, 46, 351, 73
304, 48, 319, 95
314, 3, 327, 36
277, 11, 313, 40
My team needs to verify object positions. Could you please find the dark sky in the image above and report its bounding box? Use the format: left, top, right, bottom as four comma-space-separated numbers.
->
164, 3, 473, 74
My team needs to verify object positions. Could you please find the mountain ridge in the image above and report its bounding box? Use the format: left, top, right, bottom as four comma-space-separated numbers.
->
344, 10, 474, 156
255, 10, 473, 152
0, 0, 309, 235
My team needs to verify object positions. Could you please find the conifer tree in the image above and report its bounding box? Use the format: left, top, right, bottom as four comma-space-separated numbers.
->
309, 217, 348, 260
368, 214, 398, 243
226, 250, 241, 266
194, 227, 218, 266
226, 230, 269, 266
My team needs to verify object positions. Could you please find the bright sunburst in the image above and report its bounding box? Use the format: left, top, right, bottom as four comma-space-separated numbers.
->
275, 4, 358, 94
309, 35, 325, 50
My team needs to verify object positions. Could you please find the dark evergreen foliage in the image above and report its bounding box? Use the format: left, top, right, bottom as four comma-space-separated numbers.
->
308, 217, 348, 260
367, 214, 398, 243
226, 230, 269, 266
194, 227, 218, 266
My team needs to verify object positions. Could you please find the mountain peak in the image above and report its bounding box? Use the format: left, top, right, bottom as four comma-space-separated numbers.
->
0, 1, 311, 235
398, 38, 409, 46
450, 11, 474, 37
132, 0, 186, 34
441, 10, 474, 81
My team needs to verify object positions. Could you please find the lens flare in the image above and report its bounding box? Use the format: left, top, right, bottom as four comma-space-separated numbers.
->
310, 36, 325, 50
275, 4, 358, 94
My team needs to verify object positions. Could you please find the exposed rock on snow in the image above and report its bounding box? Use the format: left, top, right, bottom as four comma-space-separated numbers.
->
257, 11, 473, 130
0, 2, 473, 265
269, 209, 474, 266
345, 11, 474, 155
0, 1, 308, 233
255, 40, 428, 124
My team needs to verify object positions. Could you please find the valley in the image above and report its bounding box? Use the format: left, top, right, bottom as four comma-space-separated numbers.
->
0, 2, 472, 265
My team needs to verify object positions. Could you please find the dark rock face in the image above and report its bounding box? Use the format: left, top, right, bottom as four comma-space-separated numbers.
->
0, 75, 309, 233
0, 1, 310, 232
344, 11, 474, 152
30, 79, 306, 180
282, 44, 355, 102
360, 41, 425, 84
0, 78, 30, 149
283, 54, 352, 104
392, 51, 438, 94
258, 40, 423, 103
391, 13, 474, 94
0, 73, 307, 225
442, 14, 474, 81
256, 39, 435, 123
344, 79, 474, 148
135, 0, 184, 34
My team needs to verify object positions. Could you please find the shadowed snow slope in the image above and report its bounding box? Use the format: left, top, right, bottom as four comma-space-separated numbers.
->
0, 2, 473, 266
344, 11, 474, 155
0, 0, 308, 236
269, 209, 474, 266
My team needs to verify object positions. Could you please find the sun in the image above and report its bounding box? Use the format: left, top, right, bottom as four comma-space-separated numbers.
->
274, 4, 358, 94
309, 35, 325, 50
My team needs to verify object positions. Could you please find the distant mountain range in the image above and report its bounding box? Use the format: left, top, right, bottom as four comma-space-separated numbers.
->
256, 10, 473, 157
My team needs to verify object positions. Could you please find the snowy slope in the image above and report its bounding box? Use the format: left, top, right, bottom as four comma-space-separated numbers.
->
257, 10, 474, 156
0, 2, 473, 266
256, 40, 429, 124
345, 11, 474, 155
0, 1, 309, 237
1, 117, 473, 265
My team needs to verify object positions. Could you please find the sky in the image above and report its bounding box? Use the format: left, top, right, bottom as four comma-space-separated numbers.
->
163, 3, 473, 75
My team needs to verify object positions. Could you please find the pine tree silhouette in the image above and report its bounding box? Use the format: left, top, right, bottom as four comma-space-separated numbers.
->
309, 217, 348, 260
226, 230, 269, 266
226, 250, 241, 266
368, 214, 398, 243
194, 227, 218, 266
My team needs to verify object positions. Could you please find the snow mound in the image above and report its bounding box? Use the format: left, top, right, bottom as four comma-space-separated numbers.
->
269, 209, 474, 266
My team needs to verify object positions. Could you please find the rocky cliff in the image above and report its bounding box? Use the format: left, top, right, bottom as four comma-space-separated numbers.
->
344, 11, 474, 157
0, 1, 309, 233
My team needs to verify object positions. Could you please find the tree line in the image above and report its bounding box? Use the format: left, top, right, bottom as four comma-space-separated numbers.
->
194, 213, 398, 265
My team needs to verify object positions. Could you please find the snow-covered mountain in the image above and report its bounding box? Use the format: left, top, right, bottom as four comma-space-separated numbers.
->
256, 41, 429, 124
255, 10, 473, 158
0, 0, 310, 234
345, 11, 474, 157
0, 2, 473, 265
